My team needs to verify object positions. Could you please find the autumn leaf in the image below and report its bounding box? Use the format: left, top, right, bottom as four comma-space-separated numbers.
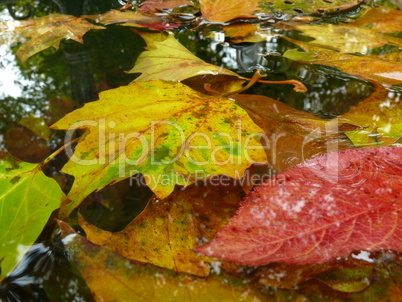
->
59, 220, 266, 301
338, 82, 402, 146
195, 146, 402, 265
0, 153, 63, 280
51, 80, 266, 218
140, 0, 194, 12
233, 94, 353, 172
224, 25, 277, 44
80, 179, 242, 276
84, 9, 181, 30
283, 38, 402, 86
350, 6, 402, 34
0, 14, 104, 63
199, 0, 260, 23
282, 23, 401, 54
128, 31, 244, 87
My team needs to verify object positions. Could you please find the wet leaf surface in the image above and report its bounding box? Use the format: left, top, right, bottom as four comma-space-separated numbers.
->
0, 153, 63, 280
284, 23, 398, 53
80, 179, 243, 276
51, 80, 266, 218
350, 6, 402, 34
196, 146, 402, 265
199, 0, 260, 23
234, 93, 353, 172
338, 83, 402, 146
59, 220, 267, 302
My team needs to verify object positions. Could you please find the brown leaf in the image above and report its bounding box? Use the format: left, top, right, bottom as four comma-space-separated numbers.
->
233, 93, 353, 172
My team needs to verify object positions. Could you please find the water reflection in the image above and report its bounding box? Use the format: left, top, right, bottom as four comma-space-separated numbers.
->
0, 240, 94, 302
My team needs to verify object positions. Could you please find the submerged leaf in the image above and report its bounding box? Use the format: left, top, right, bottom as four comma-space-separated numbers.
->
80, 179, 243, 276
0, 153, 63, 280
59, 221, 266, 301
19, 114, 50, 141
338, 83, 402, 146
0, 14, 104, 63
196, 147, 402, 265
51, 80, 266, 218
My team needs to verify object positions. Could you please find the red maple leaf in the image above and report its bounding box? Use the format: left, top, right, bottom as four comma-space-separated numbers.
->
195, 147, 402, 265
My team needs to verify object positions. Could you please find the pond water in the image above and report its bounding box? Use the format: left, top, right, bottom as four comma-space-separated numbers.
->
1, 0, 402, 301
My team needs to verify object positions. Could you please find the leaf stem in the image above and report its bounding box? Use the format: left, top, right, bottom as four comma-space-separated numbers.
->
222, 70, 307, 97
41, 137, 80, 168
222, 70, 265, 97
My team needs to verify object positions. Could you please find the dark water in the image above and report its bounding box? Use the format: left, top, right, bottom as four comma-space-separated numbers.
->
0, 0, 401, 300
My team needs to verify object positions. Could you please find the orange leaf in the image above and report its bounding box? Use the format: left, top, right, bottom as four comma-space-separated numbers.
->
199, 0, 260, 23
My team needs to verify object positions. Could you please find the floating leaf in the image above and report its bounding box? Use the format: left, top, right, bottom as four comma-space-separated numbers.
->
0, 14, 104, 63
128, 32, 242, 83
51, 80, 266, 218
283, 38, 402, 86
19, 114, 50, 141
252, 254, 373, 290
0, 153, 63, 280
199, 0, 260, 23
196, 147, 402, 265
259, 0, 363, 16
80, 179, 242, 276
59, 221, 266, 302
233, 94, 353, 172
338, 83, 402, 146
